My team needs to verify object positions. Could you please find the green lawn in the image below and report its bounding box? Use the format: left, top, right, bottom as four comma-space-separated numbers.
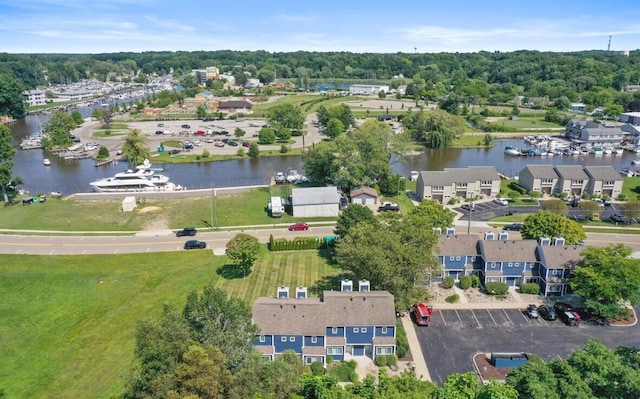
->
491, 117, 563, 130
621, 177, 640, 200
0, 249, 341, 399
0, 188, 336, 232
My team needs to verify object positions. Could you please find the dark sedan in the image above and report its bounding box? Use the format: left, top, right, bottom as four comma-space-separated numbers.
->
537, 305, 557, 321
503, 223, 524, 231
184, 240, 207, 249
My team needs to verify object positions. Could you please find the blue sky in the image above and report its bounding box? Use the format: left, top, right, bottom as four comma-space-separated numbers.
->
1, 0, 640, 54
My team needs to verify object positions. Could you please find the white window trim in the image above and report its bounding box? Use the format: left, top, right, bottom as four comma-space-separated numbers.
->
281, 336, 286, 342
381, 327, 388, 334
331, 327, 338, 334
311, 336, 318, 344
353, 327, 359, 333
361, 327, 367, 333
259, 335, 266, 343
289, 336, 295, 342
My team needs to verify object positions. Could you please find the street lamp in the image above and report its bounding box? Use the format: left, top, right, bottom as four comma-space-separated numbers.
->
467, 199, 474, 235
210, 186, 218, 230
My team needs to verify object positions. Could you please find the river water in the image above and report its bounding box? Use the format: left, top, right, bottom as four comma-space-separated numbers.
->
8, 112, 638, 194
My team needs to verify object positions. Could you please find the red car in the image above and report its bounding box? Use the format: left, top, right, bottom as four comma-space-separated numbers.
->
289, 222, 309, 231
411, 302, 433, 326
194, 130, 206, 136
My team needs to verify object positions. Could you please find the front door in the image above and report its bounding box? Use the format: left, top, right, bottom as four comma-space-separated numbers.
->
353, 345, 365, 356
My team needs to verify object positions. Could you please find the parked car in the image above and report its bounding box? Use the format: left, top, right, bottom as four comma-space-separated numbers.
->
504, 210, 519, 216
168, 149, 181, 155
176, 227, 197, 237
411, 302, 433, 326
289, 222, 309, 231
525, 304, 539, 319
494, 198, 509, 206
461, 203, 475, 211
184, 240, 207, 249
227, 141, 239, 147
181, 124, 191, 129
503, 223, 524, 231
554, 302, 581, 326
155, 130, 164, 135
242, 142, 251, 147
569, 214, 590, 223
610, 213, 629, 223
157, 123, 164, 127
537, 305, 557, 320
378, 202, 400, 212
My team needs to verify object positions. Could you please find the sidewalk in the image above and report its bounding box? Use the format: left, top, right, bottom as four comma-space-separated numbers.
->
400, 316, 432, 381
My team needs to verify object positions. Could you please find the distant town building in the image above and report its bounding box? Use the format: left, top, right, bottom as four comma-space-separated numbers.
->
348, 84, 390, 95
193, 67, 220, 85
52, 89, 93, 101
620, 112, 640, 126
23, 89, 47, 106
245, 78, 263, 89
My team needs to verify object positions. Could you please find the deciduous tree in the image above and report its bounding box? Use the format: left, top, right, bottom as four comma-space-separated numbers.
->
402, 109, 465, 148
521, 211, 586, 244
0, 125, 17, 203
122, 129, 150, 167
540, 199, 568, 215
334, 204, 377, 238
267, 103, 304, 131
325, 117, 344, 139
225, 233, 261, 278
42, 110, 75, 148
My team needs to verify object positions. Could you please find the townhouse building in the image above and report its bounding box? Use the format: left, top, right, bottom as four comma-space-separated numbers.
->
518, 164, 621, 198
416, 166, 501, 203
252, 281, 396, 365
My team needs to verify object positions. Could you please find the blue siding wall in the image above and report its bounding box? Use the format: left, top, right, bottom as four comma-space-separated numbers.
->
443, 256, 467, 271
304, 336, 325, 347
274, 335, 303, 353
345, 326, 373, 344
502, 263, 526, 276
374, 326, 395, 337
326, 326, 344, 337
254, 335, 273, 346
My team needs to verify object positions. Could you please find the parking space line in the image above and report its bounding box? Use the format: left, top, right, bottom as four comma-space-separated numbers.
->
502, 309, 515, 326
439, 311, 447, 327
454, 309, 462, 324
486, 310, 498, 326
470, 310, 481, 327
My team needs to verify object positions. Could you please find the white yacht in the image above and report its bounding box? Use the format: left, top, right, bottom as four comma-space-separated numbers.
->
286, 169, 301, 183
89, 160, 180, 192
43, 158, 51, 166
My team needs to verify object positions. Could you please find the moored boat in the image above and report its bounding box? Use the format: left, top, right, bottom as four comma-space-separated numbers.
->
504, 146, 521, 156
43, 158, 51, 166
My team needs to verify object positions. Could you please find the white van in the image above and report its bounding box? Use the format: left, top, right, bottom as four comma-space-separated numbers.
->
269, 196, 285, 218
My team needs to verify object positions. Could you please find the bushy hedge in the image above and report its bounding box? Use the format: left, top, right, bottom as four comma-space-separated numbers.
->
374, 355, 398, 368
374, 355, 387, 367
396, 320, 409, 359
310, 361, 325, 376
459, 275, 472, 289
326, 360, 358, 382
268, 234, 327, 251
509, 181, 528, 195
470, 275, 481, 288
445, 294, 459, 303
442, 276, 455, 289
484, 281, 509, 296
520, 283, 540, 295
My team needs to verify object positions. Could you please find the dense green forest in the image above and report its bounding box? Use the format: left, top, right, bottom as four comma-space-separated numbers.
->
2, 50, 640, 119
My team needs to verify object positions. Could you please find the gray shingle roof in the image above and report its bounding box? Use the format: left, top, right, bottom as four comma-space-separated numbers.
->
583, 165, 622, 181
218, 100, 253, 109
537, 245, 583, 268
479, 240, 539, 262
437, 235, 480, 255
553, 165, 589, 180
419, 166, 499, 186
522, 164, 558, 178
252, 291, 396, 335
292, 187, 339, 206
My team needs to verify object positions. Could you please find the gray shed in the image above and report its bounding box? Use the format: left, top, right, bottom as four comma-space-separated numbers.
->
291, 187, 340, 218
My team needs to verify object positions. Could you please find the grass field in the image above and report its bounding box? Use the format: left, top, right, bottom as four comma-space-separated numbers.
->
0, 249, 341, 399
0, 188, 337, 232
490, 117, 564, 130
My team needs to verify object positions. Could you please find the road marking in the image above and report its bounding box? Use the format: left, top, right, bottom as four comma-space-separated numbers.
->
114, 249, 118, 254
470, 310, 481, 327
486, 309, 498, 326
503, 309, 515, 326
454, 309, 462, 324
82, 249, 86, 254
15, 249, 22, 254
439, 311, 447, 327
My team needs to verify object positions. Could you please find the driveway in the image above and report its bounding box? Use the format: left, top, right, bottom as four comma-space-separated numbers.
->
415, 307, 640, 385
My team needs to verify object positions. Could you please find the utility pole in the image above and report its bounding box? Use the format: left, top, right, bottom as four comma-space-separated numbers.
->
607, 35, 612, 51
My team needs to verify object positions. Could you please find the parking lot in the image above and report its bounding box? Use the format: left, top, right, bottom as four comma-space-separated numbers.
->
415, 307, 640, 385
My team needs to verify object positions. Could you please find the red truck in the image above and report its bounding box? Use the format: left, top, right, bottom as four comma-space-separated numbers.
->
412, 302, 433, 326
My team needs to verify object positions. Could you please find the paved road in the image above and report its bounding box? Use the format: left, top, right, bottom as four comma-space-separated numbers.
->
0, 226, 337, 255
416, 307, 640, 385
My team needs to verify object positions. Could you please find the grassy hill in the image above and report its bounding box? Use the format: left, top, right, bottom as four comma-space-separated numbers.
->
0, 249, 341, 399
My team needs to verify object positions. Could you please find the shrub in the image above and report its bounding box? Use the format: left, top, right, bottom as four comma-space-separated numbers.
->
310, 361, 325, 376
520, 283, 540, 295
509, 182, 528, 195
470, 275, 481, 288
618, 193, 627, 201
326, 356, 333, 364
201, 149, 210, 158
374, 356, 388, 367
445, 294, 459, 303
442, 276, 455, 289
484, 281, 509, 296
447, 198, 458, 205
386, 355, 398, 367
459, 275, 472, 290
326, 360, 358, 382
236, 149, 245, 157
280, 144, 289, 153
395, 321, 409, 358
